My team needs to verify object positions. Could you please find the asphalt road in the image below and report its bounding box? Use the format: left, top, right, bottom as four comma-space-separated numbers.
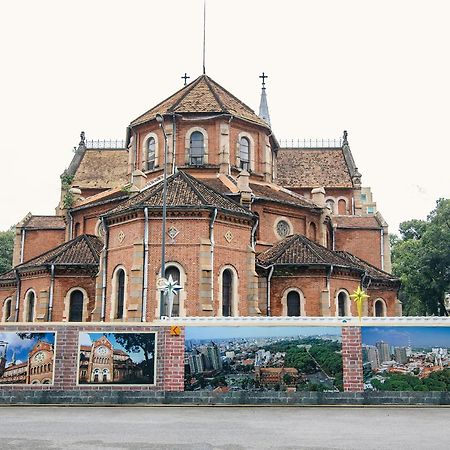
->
0, 406, 448, 449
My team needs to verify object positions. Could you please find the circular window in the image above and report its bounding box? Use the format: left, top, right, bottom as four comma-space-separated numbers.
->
276, 220, 291, 238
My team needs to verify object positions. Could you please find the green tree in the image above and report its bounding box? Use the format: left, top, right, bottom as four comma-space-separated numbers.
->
391, 198, 450, 315
0, 228, 14, 274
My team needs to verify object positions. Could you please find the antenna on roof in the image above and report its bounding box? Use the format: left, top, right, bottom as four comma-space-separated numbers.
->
202, 0, 206, 74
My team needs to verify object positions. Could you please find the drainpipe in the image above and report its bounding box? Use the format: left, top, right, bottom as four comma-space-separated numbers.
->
380, 229, 384, 271
20, 229, 25, 263
266, 265, 274, 316
251, 216, 259, 251
48, 264, 55, 321
68, 210, 73, 240
14, 269, 21, 322
209, 208, 218, 308
100, 217, 109, 321
142, 207, 149, 322
171, 113, 177, 174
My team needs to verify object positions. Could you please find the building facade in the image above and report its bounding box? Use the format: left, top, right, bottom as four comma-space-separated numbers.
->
0, 74, 401, 321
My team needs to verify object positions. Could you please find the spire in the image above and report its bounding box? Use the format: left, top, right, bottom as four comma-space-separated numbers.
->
258, 72, 271, 127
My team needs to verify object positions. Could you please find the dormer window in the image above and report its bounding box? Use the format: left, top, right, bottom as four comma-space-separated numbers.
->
239, 137, 250, 171
189, 131, 204, 165
147, 137, 156, 171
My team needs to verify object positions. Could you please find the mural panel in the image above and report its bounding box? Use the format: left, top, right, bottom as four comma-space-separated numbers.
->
0, 332, 56, 385
362, 327, 450, 391
185, 326, 343, 392
78, 332, 156, 385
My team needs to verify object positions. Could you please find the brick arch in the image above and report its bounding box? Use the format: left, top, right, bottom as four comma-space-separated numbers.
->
218, 264, 239, 317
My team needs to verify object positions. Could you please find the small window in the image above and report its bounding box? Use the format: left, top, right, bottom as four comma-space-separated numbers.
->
287, 291, 301, 316
360, 193, 367, 202
116, 269, 125, 319
69, 290, 84, 322
147, 137, 156, 171
337, 292, 348, 317
239, 137, 250, 171
374, 299, 386, 317
165, 266, 181, 317
222, 269, 233, 317
367, 206, 374, 214
189, 131, 204, 165
27, 292, 35, 322
4, 298, 12, 321
276, 220, 291, 238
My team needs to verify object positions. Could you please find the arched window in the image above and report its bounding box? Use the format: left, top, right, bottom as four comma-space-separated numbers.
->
337, 291, 349, 317
308, 222, 317, 242
147, 137, 156, 171
116, 269, 125, 319
326, 199, 335, 214
189, 131, 204, 165
222, 269, 233, 317
374, 299, 386, 317
165, 266, 181, 317
69, 290, 84, 322
287, 291, 301, 316
74, 222, 81, 237
3, 298, 12, 322
338, 199, 347, 215
239, 137, 250, 171
26, 291, 35, 322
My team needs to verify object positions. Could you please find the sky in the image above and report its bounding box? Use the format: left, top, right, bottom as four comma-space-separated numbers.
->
185, 326, 340, 340
0, 0, 449, 233
362, 327, 450, 348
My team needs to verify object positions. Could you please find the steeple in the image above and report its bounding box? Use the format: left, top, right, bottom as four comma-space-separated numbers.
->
258, 72, 271, 127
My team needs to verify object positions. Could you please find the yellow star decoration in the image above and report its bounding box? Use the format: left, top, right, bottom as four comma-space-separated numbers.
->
350, 286, 369, 320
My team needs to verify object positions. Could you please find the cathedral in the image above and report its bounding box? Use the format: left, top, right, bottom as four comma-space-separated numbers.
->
0, 74, 401, 323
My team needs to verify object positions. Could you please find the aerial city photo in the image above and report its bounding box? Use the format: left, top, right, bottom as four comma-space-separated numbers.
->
184, 326, 343, 392
362, 327, 450, 391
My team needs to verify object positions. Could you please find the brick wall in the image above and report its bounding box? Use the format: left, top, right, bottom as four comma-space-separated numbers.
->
342, 327, 364, 392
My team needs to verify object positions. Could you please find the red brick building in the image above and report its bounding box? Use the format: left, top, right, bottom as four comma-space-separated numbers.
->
0, 74, 401, 322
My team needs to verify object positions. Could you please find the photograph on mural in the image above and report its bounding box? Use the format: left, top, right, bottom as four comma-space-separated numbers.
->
362, 327, 450, 391
78, 332, 156, 385
0, 332, 56, 385
185, 327, 343, 392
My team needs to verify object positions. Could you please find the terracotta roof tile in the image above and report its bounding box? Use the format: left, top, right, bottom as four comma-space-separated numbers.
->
106, 171, 253, 218
249, 183, 319, 209
21, 215, 66, 230
334, 215, 381, 229
131, 75, 269, 129
276, 148, 353, 188
72, 149, 128, 190
0, 269, 16, 282
17, 235, 103, 270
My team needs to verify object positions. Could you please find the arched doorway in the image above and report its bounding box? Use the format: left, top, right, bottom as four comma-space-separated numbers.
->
287, 291, 301, 316
69, 290, 84, 322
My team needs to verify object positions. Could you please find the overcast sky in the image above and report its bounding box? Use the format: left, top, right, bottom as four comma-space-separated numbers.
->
0, 0, 449, 233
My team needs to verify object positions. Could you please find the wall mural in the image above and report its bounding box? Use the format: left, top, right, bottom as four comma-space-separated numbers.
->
362, 327, 450, 391
184, 326, 343, 392
0, 332, 56, 385
78, 332, 156, 385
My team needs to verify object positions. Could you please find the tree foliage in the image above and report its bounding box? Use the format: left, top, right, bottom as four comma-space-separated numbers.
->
391, 198, 450, 315
0, 228, 14, 274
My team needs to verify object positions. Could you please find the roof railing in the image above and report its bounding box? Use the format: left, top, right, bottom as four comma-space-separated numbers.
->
279, 138, 343, 148
85, 139, 126, 149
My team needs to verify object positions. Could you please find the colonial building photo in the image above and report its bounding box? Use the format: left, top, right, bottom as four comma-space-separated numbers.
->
0, 74, 401, 322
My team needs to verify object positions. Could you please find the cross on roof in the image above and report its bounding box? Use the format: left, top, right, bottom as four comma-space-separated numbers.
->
259, 72, 268, 88
181, 73, 190, 86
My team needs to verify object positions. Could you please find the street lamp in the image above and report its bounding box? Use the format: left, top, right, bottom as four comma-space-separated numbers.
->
156, 113, 168, 317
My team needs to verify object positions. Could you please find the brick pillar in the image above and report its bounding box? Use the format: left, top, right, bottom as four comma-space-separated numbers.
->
342, 326, 364, 392
162, 327, 185, 392
53, 328, 79, 389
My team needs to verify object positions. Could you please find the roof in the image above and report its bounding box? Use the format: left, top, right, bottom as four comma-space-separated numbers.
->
70, 187, 130, 212
71, 149, 128, 190
106, 170, 253, 218
334, 215, 381, 229
257, 234, 351, 267
18, 215, 65, 230
0, 269, 16, 282
16, 234, 103, 271
276, 148, 354, 188
130, 75, 270, 129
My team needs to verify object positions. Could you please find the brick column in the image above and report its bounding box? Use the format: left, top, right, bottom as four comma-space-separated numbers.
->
342, 326, 364, 392
161, 327, 185, 392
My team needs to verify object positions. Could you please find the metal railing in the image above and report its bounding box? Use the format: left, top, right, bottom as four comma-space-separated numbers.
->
279, 138, 343, 148
85, 139, 126, 149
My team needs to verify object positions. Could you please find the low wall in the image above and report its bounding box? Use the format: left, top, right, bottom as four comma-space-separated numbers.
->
0, 318, 448, 405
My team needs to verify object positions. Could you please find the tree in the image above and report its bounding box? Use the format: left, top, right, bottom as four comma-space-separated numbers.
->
0, 228, 14, 274
391, 199, 450, 316
111, 333, 156, 382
